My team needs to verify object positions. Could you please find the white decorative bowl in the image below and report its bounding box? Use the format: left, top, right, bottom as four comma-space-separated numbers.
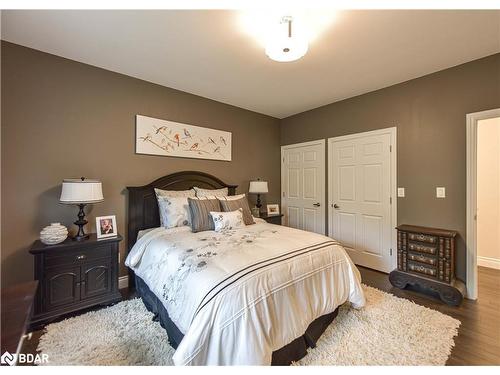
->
40, 223, 68, 245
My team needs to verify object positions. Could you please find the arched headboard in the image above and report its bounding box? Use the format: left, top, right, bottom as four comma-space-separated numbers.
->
126, 171, 237, 254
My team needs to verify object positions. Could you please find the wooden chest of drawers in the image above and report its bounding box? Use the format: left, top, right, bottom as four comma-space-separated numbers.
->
390, 224, 465, 306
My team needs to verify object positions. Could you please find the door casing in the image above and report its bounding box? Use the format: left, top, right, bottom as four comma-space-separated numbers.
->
466, 108, 500, 300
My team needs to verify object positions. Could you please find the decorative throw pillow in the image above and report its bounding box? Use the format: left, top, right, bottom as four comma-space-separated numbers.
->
219, 193, 245, 201
155, 188, 196, 198
157, 196, 191, 228
218, 194, 255, 225
210, 209, 245, 232
194, 186, 229, 198
188, 197, 221, 232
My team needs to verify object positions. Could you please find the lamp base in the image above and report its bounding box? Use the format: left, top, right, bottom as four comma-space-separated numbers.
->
73, 233, 90, 242
256, 194, 262, 209
72, 203, 89, 241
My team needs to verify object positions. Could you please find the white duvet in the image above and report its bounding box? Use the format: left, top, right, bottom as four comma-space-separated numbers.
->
125, 220, 365, 365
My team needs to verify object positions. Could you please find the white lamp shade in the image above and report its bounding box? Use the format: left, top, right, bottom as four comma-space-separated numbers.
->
60, 178, 104, 204
249, 180, 268, 194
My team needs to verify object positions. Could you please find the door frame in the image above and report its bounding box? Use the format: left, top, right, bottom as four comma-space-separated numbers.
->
466, 108, 500, 300
281, 139, 326, 235
327, 127, 398, 271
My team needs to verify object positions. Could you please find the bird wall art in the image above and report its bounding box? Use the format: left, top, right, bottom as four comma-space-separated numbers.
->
136, 115, 232, 161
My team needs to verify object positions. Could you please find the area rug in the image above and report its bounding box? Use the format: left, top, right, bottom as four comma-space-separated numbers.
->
37, 285, 460, 366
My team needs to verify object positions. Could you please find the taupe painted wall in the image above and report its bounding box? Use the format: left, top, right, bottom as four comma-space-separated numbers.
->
280, 53, 500, 281
1, 42, 281, 287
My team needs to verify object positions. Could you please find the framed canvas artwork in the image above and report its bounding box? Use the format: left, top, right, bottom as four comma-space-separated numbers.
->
136, 115, 232, 161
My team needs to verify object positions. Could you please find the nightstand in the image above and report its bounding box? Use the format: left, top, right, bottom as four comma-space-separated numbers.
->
29, 234, 122, 328
259, 213, 284, 225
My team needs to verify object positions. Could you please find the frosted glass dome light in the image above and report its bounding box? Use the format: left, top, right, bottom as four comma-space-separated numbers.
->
265, 16, 308, 63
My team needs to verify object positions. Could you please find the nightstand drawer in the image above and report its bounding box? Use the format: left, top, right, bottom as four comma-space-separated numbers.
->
45, 245, 111, 267
408, 261, 437, 278
408, 232, 438, 245
408, 252, 437, 266
407, 242, 437, 255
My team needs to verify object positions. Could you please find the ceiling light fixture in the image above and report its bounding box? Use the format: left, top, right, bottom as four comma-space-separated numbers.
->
265, 16, 308, 62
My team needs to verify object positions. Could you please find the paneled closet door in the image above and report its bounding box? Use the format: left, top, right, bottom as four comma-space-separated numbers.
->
281, 140, 325, 235
328, 128, 395, 273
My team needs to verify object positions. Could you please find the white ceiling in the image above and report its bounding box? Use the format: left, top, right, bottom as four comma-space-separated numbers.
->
2, 10, 500, 118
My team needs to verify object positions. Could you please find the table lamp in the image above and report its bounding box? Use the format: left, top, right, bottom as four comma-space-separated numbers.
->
249, 179, 268, 210
60, 177, 104, 241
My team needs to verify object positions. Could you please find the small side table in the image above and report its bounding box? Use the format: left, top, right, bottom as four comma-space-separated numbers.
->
29, 234, 122, 328
259, 213, 284, 225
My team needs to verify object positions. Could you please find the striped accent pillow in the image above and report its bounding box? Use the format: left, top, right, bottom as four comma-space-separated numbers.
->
218, 195, 255, 225
188, 197, 221, 232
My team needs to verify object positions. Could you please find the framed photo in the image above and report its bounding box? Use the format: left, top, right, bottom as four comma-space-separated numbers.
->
96, 215, 117, 239
267, 204, 280, 216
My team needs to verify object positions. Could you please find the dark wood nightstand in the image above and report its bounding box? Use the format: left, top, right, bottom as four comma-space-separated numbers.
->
29, 234, 122, 328
259, 213, 284, 225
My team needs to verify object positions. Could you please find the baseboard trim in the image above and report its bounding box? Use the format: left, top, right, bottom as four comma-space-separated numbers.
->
119, 275, 129, 289
477, 256, 500, 270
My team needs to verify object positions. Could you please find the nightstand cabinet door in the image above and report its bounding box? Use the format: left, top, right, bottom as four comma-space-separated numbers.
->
81, 259, 113, 300
44, 266, 81, 311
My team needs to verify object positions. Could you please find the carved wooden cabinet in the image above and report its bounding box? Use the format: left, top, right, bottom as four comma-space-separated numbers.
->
389, 225, 465, 306
30, 234, 122, 327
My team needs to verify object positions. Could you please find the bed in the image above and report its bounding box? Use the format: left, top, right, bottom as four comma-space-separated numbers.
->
125, 171, 365, 365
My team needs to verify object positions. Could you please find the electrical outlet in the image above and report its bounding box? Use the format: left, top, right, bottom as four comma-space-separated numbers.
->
436, 187, 446, 198
397, 188, 405, 197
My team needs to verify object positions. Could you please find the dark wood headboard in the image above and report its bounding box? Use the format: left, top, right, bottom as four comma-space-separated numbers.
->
126, 170, 237, 254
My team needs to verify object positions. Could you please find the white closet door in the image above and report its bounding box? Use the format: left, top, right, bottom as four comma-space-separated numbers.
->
281, 140, 325, 235
329, 129, 396, 272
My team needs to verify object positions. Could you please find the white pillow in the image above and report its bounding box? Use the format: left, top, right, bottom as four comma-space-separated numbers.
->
155, 188, 195, 198
217, 193, 245, 201
209, 209, 245, 232
157, 196, 191, 228
194, 186, 229, 198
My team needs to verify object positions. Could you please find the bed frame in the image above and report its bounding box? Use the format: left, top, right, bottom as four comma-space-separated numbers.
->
125, 170, 338, 365
126, 171, 237, 287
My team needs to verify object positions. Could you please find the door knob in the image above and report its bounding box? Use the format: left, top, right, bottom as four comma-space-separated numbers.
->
313, 202, 321, 207
333, 204, 340, 209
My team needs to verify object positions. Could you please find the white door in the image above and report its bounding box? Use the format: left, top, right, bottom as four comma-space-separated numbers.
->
281, 140, 325, 235
328, 128, 396, 273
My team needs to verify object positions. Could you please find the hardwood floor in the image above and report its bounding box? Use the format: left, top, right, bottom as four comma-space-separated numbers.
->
359, 265, 500, 365
21, 266, 500, 365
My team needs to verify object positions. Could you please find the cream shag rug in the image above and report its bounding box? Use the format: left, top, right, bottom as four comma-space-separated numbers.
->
37, 285, 460, 366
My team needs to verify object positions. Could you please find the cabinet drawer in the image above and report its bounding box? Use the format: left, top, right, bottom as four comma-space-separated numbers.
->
45, 245, 111, 267
408, 233, 437, 244
408, 242, 437, 255
408, 261, 437, 278
408, 252, 437, 266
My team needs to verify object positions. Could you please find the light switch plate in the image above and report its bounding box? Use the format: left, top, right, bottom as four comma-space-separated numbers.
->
436, 187, 446, 198
397, 188, 405, 197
